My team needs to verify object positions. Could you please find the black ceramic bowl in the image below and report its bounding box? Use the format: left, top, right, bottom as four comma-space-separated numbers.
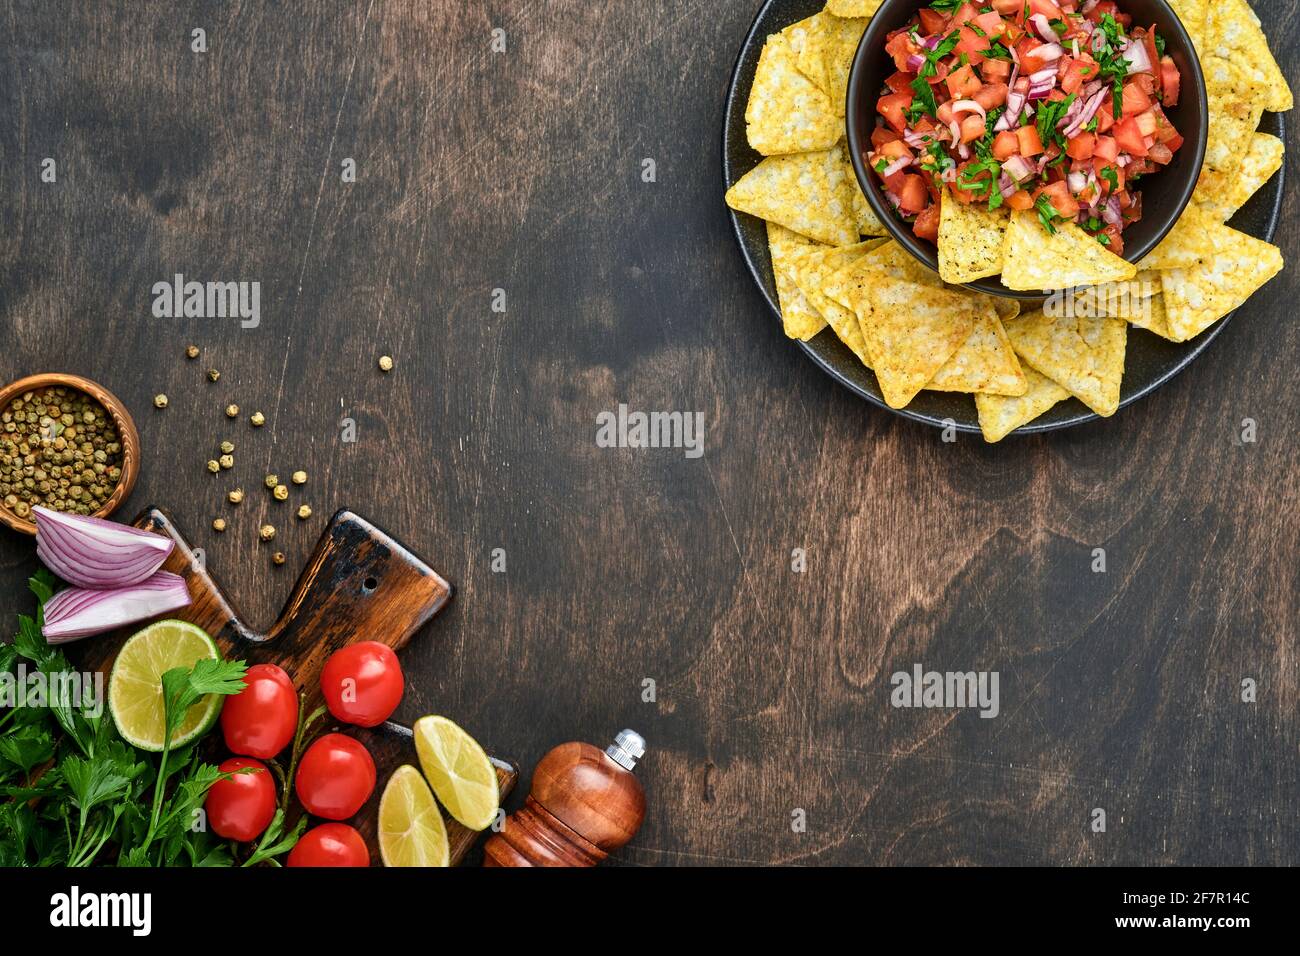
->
846, 0, 1209, 300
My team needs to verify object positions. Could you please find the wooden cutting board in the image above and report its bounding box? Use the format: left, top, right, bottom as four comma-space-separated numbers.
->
68, 506, 516, 866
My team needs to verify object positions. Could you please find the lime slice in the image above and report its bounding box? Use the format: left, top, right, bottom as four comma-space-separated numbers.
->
413, 715, 500, 831
108, 620, 223, 752
379, 765, 450, 867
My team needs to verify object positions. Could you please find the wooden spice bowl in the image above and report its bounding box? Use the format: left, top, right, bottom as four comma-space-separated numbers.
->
0, 373, 141, 536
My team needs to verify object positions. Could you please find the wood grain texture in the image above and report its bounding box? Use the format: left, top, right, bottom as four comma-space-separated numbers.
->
67, 507, 515, 866
0, 0, 1296, 866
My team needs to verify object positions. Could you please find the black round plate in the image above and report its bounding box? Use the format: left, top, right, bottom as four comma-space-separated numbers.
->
723, 0, 1285, 436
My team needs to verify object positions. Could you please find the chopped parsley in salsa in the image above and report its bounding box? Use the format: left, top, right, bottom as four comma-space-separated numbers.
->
868, 0, 1184, 253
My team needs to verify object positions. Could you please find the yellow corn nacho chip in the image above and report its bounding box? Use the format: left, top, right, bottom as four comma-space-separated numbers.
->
1129, 294, 1174, 340
825, 0, 885, 18
1003, 310, 1127, 417
1062, 277, 1165, 335
794, 241, 885, 366
1159, 229, 1283, 341
1001, 210, 1136, 291
767, 222, 827, 341
938, 196, 1007, 284
745, 33, 840, 156
1206, 0, 1292, 113
804, 14, 870, 116
844, 152, 887, 236
791, 13, 835, 93
1166, 0, 1207, 55
839, 250, 980, 408
926, 308, 1028, 397
1194, 133, 1284, 222
725, 145, 859, 246
1139, 203, 1219, 270
975, 367, 1072, 443
1202, 56, 1267, 174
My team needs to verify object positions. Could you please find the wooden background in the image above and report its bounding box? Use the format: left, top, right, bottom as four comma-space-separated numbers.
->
0, 0, 1295, 866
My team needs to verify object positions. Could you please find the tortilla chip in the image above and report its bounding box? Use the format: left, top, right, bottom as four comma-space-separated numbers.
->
1166, 0, 1207, 56
844, 151, 887, 236
975, 367, 1073, 443
791, 13, 834, 93
803, 14, 870, 116
1202, 56, 1267, 173
825, 0, 885, 17
839, 251, 980, 407
1160, 230, 1283, 341
1128, 294, 1174, 340
1139, 203, 1219, 270
745, 33, 840, 156
794, 241, 885, 366
1206, 0, 1292, 113
1194, 133, 1284, 222
926, 308, 1028, 397
1003, 310, 1127, 417
725, 145, 859, 246
938, 196, 1007, 284
1001, 210, 1137, 291
767, 222, 827, 340
1061, 276, 1163, 333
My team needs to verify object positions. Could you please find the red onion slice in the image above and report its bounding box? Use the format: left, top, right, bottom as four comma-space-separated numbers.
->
35, 507, 174, 590
1031, 43, 1065, 64
950, 99, 987, 121
1121, 39, 1152, 74
1002, 155, 1034, 183
42, 571, 192, 643
1029, 14, 1057, 44
881, 155, 913, 177
1101, 196, 1123, 226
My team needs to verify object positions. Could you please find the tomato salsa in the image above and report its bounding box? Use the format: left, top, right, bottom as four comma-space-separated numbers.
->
867, 0, 1184, 254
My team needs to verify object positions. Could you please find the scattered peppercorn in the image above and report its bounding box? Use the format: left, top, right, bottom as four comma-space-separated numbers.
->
220, 441, 235, 454
272, 552, 286, 566
225, 404, 240, 419
250, 412, 265, 427
379, 355, 394, 372
207, 369, 221, 383
0, 387, 124, 519
259, 524, 276, 542
186, 345, 200, 360
219, 454, 234, 470
264, 474, 279, 489
228, 488, 244, 505
297, 504, 312, 520
207, 460, 220, 474
273, 484, 289, 501
291, 470, 307, 485
212, 518, 227, 533
153, 394, 169, 409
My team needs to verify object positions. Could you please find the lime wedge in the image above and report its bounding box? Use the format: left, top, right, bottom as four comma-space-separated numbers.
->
108, 620, 222, 752
379, 765, 450, 867
413, 715, 500, 831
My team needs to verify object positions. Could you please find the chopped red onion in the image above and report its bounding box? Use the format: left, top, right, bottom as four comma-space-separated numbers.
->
1029, 14, 1057, 44
1067, 171, 1088, 194
1032, 43, 1065, 63
1002, 155, 1034, 183
881, 155, 913, 177
42, 571, 192, 643
1121, 39, 1152, 74
950, 99, 986, 121
1063, 87, 1108, 138
999, 174, 1017, 199
35, 506, 174, 590
907, 54, 926, 72
1101, 196, 1123, 226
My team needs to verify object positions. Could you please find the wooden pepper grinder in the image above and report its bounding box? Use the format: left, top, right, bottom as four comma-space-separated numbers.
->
483, 730, 647, 867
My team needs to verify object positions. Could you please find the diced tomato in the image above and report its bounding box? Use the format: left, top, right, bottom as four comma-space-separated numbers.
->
877, 92, 913, 133
982, 58, 1012, 83
991, 0, 1023, 14
913, 202, 941, 241
1035, 180, 1080, 219
1147, 142, 1173, 165
1114, 116, 1149, 156
1059, 57, 1097, 95
1005, 188, 1035, 211
1066, 132, 1096, 160
1028, 0, 1064, 18
1096, 99, 1116, 133
1016, 125, 1044, 157
1163, 130, 1184, 153
973, 83, 1009, 111
973, 11, 1006, 39
950, 161, 992, 203
955, 26, 990, 61
993, 130, 1020, 160
871, 126, 900, 149
1020, 45, 1055, 74
885, 71, 914, 94
1100, 223, 1124, 256
897, 174, 929, 215
1085, 2, 1130, 29
959, 114, 987, 143
946, 63, 983, 100
1096, 162, 1125, 194
917, 8, 948, 35
886, 32, 922, 73
1135, 110, 1158, 137
880, 138, 911, 161
1142, 30, 1161, 90
1160, 57, 1181, 106
1121, 82, 1153, 117
949, 3, 980, 26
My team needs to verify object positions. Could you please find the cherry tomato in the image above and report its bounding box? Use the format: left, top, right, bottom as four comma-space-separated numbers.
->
294, 733, 376, 820
320, 641, 404, 728
221, 663, 298, 759
205, 758, 276, 842
286, 823, 370, 867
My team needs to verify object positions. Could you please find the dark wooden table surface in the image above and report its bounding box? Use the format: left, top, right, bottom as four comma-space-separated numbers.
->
1, 1, 1295, 866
